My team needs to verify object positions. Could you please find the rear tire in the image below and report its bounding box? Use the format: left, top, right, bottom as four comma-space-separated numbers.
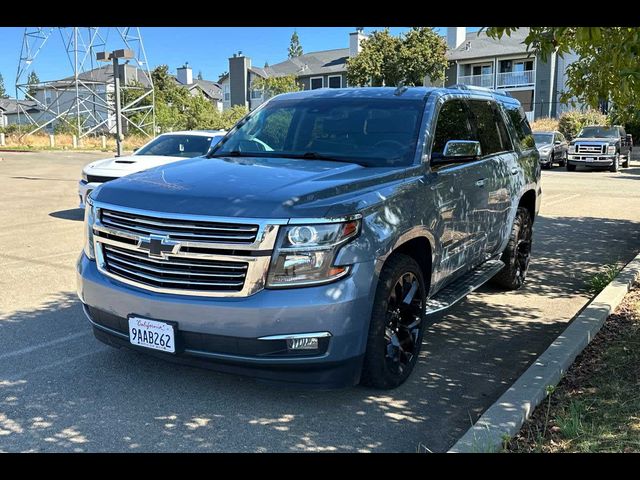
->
491, 207, 532, 290
360, 254, 427, 389
559, 153, 567, 167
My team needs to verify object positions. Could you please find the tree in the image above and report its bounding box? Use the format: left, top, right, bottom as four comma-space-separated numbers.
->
288, 31, 303, 58
346, 27, 447, 87
197, 70, 203, 81
485, 27, 640, 122
251, 75, 301, 100
0, 73, 8, 99
26, 71, 40, 99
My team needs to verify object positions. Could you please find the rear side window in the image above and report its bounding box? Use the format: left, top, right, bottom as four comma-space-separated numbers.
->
467, 100, 512, 156
431, 99, 476, 157
502, 103, 535, 150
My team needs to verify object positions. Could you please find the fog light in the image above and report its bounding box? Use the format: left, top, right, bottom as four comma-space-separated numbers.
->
287, 337, 319, 351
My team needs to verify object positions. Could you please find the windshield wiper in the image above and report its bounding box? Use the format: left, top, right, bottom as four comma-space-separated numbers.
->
208, 150, 257, 158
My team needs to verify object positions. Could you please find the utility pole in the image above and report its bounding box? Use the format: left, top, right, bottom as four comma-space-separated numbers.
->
97, 49, 134, 157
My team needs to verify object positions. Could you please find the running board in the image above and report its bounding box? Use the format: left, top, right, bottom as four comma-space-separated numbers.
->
425, 259, 505, 315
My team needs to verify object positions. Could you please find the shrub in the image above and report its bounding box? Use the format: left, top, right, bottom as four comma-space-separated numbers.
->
558, 109, 608, 140
530, 117, 559, 132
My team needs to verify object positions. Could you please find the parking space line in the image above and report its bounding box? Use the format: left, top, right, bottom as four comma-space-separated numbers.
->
3, 349, 105, 383
0, 331, 91, 361
544, 193, 580, 207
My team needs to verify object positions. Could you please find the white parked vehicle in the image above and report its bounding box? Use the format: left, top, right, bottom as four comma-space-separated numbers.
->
78, 130, 226, 208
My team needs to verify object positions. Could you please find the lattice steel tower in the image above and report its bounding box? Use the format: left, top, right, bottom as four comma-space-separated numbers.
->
15, 27, 155, 138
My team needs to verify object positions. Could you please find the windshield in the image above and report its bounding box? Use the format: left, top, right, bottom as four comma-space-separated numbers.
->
578, 126, 618, 139
211, 97, 425, 167
533, 133, 554, 146
136, 134, 217, 158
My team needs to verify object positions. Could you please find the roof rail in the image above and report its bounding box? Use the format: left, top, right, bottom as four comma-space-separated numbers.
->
449, 84, 513, 97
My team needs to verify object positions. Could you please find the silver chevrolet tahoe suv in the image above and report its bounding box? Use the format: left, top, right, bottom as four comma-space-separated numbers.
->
77, 86, 541, 389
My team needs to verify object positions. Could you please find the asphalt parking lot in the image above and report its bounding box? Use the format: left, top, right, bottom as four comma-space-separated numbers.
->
1, 150, 640, 452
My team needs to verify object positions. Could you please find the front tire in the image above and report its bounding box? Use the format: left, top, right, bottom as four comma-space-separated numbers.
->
622, 154, 630, 168
610, 154, 619, 172
360, 254, 427, 389
559, 153, 567, 167
491, 207, 533, 290
566, 163, 577, 171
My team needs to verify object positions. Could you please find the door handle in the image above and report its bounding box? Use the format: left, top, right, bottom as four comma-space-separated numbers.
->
511, 167, 519, 175
475, 179, 486, 187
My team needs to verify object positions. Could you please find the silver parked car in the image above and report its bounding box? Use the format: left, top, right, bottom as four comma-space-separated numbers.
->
533, 131, 568, 169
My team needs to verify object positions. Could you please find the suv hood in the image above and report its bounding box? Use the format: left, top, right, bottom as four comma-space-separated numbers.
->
84, 154, 187, 177
92, 155, 406, 219
572, 137, 617, 144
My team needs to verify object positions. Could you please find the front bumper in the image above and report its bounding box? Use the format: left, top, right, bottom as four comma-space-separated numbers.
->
78, 180, 103, 209
76, 253, 377, 388
568, 154, 615, 167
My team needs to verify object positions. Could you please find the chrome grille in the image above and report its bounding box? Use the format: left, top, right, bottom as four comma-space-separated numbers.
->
102, 244, 247, 292
576, 143, 606, 154
100, 208, 259, 244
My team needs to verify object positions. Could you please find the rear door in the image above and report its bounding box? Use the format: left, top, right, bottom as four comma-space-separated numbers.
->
429, 97, 492, 285
467, 99, 516, 256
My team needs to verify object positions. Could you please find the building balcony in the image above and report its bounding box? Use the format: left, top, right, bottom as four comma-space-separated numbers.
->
497, 70, 535, 88
457, 73, 494, 88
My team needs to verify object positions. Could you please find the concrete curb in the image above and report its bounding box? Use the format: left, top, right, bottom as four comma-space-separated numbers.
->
448, 251, 640, 453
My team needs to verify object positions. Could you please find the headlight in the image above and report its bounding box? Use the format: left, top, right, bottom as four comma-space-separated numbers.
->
83, 197, 96, 260
82, 170, 88, 182
607, 145, 616, 155
569, 144, 576, 153
266, 219, 360, 288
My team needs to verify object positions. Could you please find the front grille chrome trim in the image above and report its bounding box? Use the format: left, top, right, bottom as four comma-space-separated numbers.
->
91, 200, 286, 297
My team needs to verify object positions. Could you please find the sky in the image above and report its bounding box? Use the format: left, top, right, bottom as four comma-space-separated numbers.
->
0, 27, 480, 95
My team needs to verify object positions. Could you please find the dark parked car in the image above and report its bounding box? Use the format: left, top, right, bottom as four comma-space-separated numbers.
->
77, 86, 541, 389
533, 131, 568, 169
567, 125, 632, 172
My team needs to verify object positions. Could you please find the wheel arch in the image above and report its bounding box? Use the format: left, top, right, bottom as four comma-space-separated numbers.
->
377, 228, 434, 293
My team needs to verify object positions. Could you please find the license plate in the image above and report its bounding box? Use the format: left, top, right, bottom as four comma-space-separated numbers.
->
128, 317, 175, 353
585, 157, 595, 162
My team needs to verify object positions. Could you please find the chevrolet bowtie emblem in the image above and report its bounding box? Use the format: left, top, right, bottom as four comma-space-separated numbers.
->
139, 235, 178, 259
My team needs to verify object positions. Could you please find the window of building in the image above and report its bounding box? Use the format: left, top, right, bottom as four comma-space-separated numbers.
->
328, 75, 342, 88
310, 77, 324, 90
223, 84, 230, 102
251, 89, 262, 99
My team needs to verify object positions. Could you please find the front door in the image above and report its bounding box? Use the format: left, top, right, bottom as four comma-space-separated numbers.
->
428, 98, 492, 287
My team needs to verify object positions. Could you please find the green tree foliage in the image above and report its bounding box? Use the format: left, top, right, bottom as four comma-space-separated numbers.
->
557, 109, 609, 140
251, 75, 301, 100
346, 27, 448, 87
288, 31, 303, 58
149, 65, 248, 133
26, 71, 40, 99
485, 27, 640, 123
0, 73, 8, 99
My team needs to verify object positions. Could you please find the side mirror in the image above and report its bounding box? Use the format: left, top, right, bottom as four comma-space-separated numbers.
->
626, 134, 633, 144
432, 140, 482, 165
554, 140, 561, 145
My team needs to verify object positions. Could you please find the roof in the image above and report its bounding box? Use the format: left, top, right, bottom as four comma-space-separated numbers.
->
271, 85, 524, 108
160, 129, 227, 137
41, 65, 153, 89
447, 28, 532, 61
264, 48, 350, 77
271, 86, 434, 101
182, 78, 223, 100
0, 98, 40, 114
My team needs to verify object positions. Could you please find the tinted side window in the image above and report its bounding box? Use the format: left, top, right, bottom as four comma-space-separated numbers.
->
431, 99, 476, 157
502, 103, 535, 150
467, 100, 511, 156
